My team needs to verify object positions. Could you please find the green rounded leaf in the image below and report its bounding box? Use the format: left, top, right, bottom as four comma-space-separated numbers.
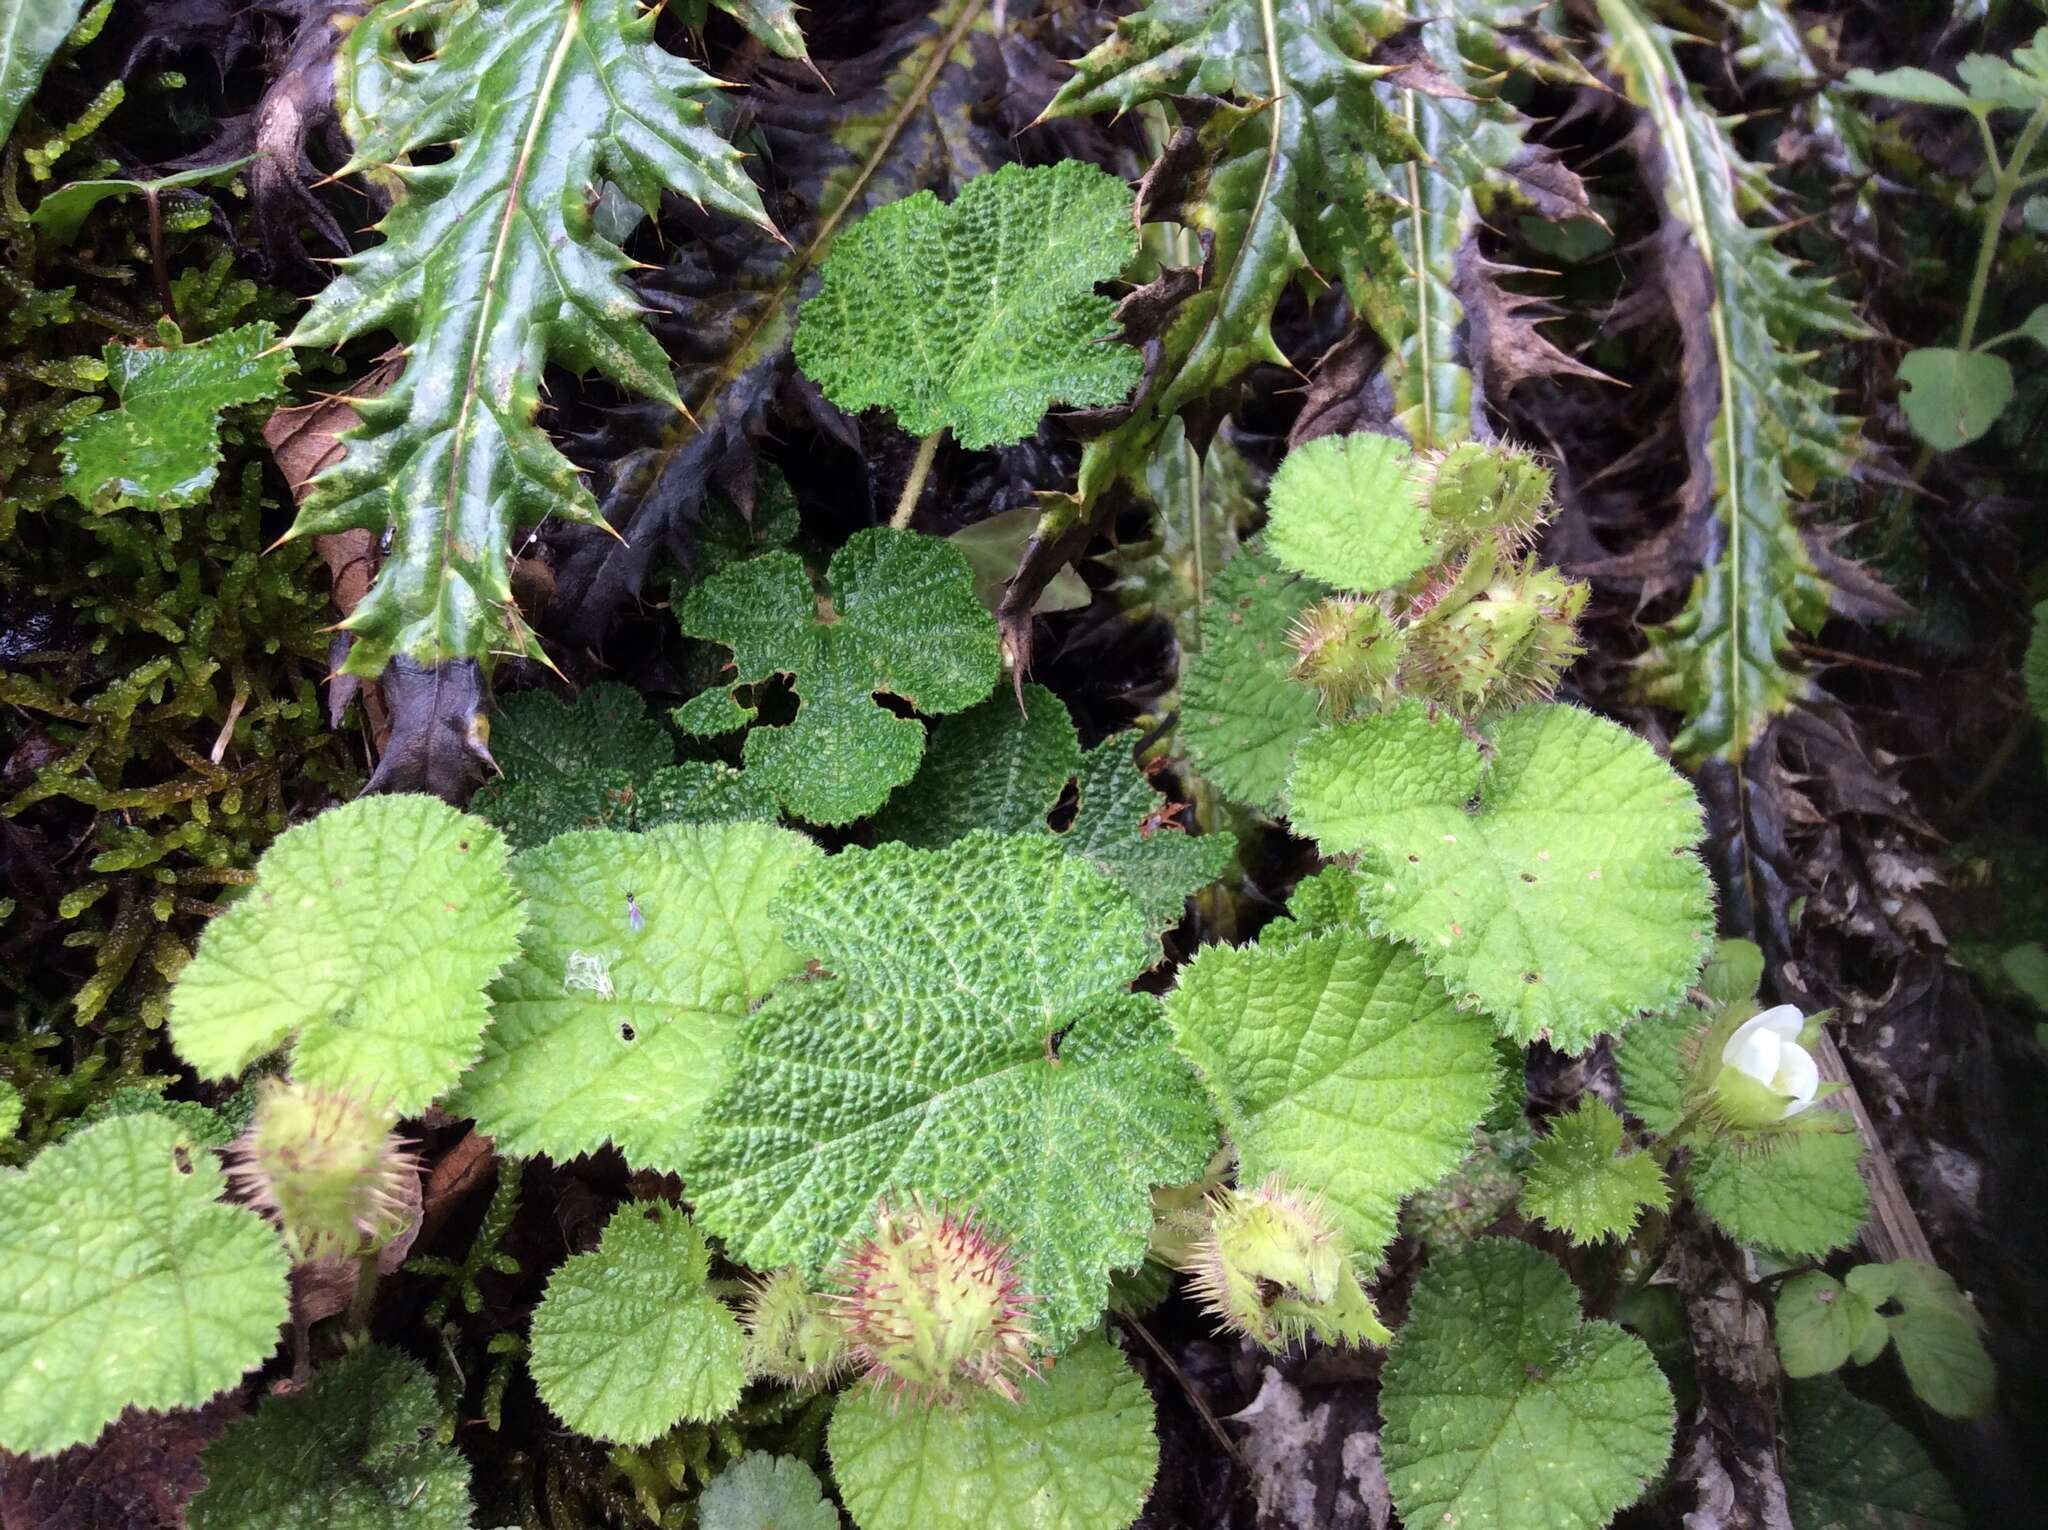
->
0, 1114, 289, 1457
1690, 1119, 1868, 1259
1163, 927, 1499, 1261
1262, 432, 1432, 593
829, 1336, 1156, 1530
1873, 1260, 1995, 1420
1774, 1271, 1880, 1378
187, 1344, 471, 1529
688, 833, 1217, 1350
1289, 701, 1714, 1050
1379, 1239, 1674, 1530
1782, 1376, 1963, 1530
528, 1202, 747, 1444
449, 821, 818, 1173
871, 684, 1080, 846
170, 795, 524, 1115
792, 160, 1142, 449
700, 1452, 841, 1530
1521, 1098, 1671, 1246
1896, 347, 2014, 450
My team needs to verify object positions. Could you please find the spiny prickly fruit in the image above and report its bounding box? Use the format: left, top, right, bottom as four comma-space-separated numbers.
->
228, 1080, 417, 1263
1402, 562, 1587, 713
1289, 596, 1405, 716
829, 1197, 1036, 1405
1184, 1177, 1391, 1351
741, 1268, 852, 1389
1416, 440, 1554, 551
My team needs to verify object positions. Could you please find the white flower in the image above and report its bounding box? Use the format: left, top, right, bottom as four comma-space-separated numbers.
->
1719, 1004, 1820, 1120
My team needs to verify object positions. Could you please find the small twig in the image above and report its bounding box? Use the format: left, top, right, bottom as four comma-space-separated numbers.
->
1117, 1313, 1244, 1467
889, 428, 944, 531
143, 189, 177, 329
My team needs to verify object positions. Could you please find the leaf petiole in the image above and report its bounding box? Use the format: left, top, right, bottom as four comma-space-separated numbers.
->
891, 428, 946, 531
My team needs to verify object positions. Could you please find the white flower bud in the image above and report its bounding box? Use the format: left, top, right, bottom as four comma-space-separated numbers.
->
1716, 1003, 1820, 1123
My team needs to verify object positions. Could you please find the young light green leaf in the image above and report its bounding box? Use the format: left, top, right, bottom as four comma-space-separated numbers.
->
678, 529, 1001, 825
1379, 1239, 1675, 1530
449, 821, 818, 1173
1861, 1260, 1995, 1419
187, 1344, 472, 1530
1164, 928, 1499, 1262
688, 832, 1217, 1350
0, 1080, 19, 1140
1896, 347, 2014, 449
0, 1114, 289, 1457
1065, 734, 1234, 938
1521, 1098, 1671, 1246
287, 0, 773, 675
792, 160, 1141, 449
28, 156, 253, 245
1775, 1270, 1882, 1378
700, 1452, 841, 1530
1781, 1377, 1964, 1530
1180, 547, 1328, 814
170, 795, 523, 1115
871, 683, 1081, 846
1262, 432, 1433, 593
1288, 701, 1714, 1050
1689, 1118, 1868, 1258
59, 323, 293, 512
528, 1202, 746, 1444
0, 0, 91, 147
829, 1336, 1157, 1530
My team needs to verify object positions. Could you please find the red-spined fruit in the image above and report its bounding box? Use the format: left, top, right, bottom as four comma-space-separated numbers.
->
741, 1267, 851, 1389
1183, 1177, 1390, 1351
829, 1197, 1036, 1405
228, 1079, 417, 1263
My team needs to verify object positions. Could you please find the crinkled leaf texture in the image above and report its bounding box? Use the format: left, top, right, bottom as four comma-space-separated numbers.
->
59, 323, 293, 512
288, 0, 772, 674
1615, 1008, 1696, 1135
0, 1114, 289, 1457
1379, 1239, 1674, 1530
1164, 927, 1498, 1263
1066, 734, 1235, 937
829, 1336, 1156, 1530
528, 1202, 746, 1444
1263, 432, 1433, 593
1288, 701, 1714, 1051
678, 529, 1001, 825
1180, 547, 1329, 815
1781, 1377, 1963, 1530
700, 1452, 840, 1530
1689, 1117, 1867, 1259
792, 160, 1142, 449
170, 795, 524, 1115
688, 832, 1217, 1350
186, 1344, 471, 1530
449, 822, 817, 1173
1521, 1098, 1671, 1246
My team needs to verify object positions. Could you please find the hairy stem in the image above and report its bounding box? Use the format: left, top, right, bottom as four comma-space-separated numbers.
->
890, 429, 944, 531
1957, 102, 2048, 353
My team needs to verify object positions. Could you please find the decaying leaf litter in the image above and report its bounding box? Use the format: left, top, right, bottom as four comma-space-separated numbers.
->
2, 1, 2047, 1527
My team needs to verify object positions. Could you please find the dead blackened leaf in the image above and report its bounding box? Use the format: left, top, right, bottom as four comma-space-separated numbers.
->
0, 1396, 238, 1530
1454, 244, 1614, 400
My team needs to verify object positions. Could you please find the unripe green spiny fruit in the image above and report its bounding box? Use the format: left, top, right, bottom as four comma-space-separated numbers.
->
829, 1197, 1036, 1405
1289, 596, 1405, 715
1402, 561, 1587, 713
1184, 1177, 1390, 1351
741, 1268, 852, 1389
1417, 440, 1554, 552
228, 1079, 416, 1263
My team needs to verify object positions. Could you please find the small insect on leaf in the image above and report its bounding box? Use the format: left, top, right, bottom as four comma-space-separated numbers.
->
626, 893, 644, 933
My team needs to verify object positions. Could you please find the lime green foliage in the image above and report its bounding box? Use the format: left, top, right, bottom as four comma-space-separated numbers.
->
187, 1345, 472, 1529
1289, 701, 1713, 1050
0, 1081, 18, 1138
1521, 1099, 1670, 1245
689, 833, 1216, 1350
1180, 547, 1329, 813
678, 529, 1001, 825
469, 683, 773, 851
877, 685, 1233, 936
230, 1080, 414, 1263
529, 1202, 747, 1445
1780, 1377, 1964, 1530
1164, 927, 1498, 1262
1775, 1269, 1886, 1378
59, 322, 292, 512
1259, 431, 1433, 593
793, 160, 1141, 449
450, 821, 817, 1173
169, 795, 524, 1114
286, 0, 771, 676
1379, 1239, 1674, 1530
741, 1268, 850, 1389
700, 1452, 840, 1530
829, 1336, 1156, 1530
0, 0, 90, 145
1689, 1119, 1868, 1258
0, 1113, 289, 1456
1181, 1178, 1391, 1349
1599, 0, 1866, 762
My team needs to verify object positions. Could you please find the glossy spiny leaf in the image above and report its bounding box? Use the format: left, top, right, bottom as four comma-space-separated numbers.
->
677, 529, 1001, 825
285, 0, 772, 675
0, 0, 90, 146
700, 1453, 841, 1530
169, 795, 524, 1115
687, 832, 1217, 1350
527, 1202, 747, 1444
1519, 1098, 1670, 1245
1379, 1239, 1674, 1530
59, 323, 293, 512
793, 160, 1141, 449
1287, 701, 1714, 1050
829, 1336, 1157, 1530
449, 822, 817, 1173
0, 1114, 289, 1457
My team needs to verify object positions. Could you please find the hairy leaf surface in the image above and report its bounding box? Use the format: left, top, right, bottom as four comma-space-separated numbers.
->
700, 1453, 840, 1530
1781, 1377, 1964, 1530
1262, 431, 1432, 593
1689, 1119, 1868, 1258
688, 833, 1217, 1349
1520, 1098, 1671, 1245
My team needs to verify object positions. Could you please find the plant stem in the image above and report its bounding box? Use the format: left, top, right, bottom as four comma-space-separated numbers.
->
1957, 102, 2048, 353
889, 429, 944, 531
348, 1251, 381, 1332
